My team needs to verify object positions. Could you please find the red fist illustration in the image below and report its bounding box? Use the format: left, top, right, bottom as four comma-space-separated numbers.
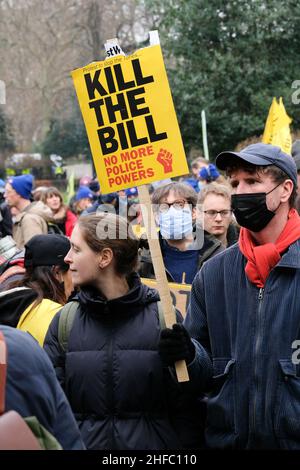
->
156, 148, 173, 173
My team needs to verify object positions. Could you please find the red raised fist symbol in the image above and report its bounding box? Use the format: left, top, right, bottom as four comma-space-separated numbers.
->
156, 148, 173, 173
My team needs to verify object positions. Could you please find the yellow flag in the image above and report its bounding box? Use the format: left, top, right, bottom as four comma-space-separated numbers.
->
262, 97, 292, 154
66, 171, 75, 203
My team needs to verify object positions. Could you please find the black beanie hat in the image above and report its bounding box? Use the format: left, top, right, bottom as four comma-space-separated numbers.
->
24, 234, 70, 269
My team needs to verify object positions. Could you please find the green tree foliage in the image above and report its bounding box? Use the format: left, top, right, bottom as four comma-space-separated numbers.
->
145, 0, 300, 158
42, 112, 91, 160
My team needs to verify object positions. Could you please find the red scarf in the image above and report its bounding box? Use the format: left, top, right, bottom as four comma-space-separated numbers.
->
239, 209, 300, 287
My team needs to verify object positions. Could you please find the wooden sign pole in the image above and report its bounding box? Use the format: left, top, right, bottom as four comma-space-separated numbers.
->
104, 32, 189, 382
138, 185, 189, 382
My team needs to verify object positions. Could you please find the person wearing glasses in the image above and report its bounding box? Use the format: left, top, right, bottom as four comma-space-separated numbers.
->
139, 182, 224, 284
198, 183, 239, 248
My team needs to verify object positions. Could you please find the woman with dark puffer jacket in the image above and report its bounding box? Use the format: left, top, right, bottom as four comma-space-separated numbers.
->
44, 213, 203, 450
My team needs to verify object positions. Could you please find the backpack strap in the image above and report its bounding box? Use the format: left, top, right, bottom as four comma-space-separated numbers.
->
47, 222, 64, 235
58, 301, 79, 353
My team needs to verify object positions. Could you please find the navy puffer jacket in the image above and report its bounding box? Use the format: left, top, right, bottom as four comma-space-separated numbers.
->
1, 325, 84, 450
44, 273, 202, 450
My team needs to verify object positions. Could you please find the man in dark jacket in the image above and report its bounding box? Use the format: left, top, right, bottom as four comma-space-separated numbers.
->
139, 182, 223, 284
158, 143, 300, 449
0, 325, 85, 450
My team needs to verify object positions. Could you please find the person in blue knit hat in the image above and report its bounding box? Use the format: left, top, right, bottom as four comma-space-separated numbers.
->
8, 174, 33, 200
4, 174, 51, 249
74, 186, 94, 215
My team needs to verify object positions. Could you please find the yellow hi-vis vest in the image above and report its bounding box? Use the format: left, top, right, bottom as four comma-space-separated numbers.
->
17, 298, 62, 346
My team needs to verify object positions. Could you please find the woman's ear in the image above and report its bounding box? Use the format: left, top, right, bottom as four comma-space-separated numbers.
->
98, 247, 114, 269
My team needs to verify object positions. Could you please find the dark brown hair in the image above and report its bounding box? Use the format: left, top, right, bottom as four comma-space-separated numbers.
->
78, 213, 139, 275
42, 186, 63, 205
9, 264, 68, 309
151, 182, 198, 207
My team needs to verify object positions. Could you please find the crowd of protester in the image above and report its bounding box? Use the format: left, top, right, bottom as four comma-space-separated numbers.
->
1, 141, 300, 450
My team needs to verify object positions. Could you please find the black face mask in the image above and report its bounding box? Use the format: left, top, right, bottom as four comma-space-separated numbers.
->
231, 184, 282, 232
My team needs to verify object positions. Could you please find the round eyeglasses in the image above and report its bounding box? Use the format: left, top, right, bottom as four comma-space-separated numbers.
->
158, 200, 189, 213
203, 210, 232, 218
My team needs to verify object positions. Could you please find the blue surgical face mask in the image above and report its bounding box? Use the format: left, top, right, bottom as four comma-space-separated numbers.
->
159, 206, 193, 240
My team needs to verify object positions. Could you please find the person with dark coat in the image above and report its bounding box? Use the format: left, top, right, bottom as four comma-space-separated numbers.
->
0, 325, 85, 450
139, 230, 223, 282
44, 214, 202, 450
159, 143, 300, 449
139, 182, 224, 284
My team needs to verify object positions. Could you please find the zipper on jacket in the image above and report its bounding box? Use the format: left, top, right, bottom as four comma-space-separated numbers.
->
106, 309, 115, 449
258, 288, 264, 301
251, 287, 264, 442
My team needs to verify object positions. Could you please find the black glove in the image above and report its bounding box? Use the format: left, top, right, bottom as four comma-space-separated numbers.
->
158, 323, 195, 366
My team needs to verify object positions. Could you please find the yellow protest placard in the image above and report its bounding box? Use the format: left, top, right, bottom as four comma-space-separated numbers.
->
262, 97, 292, 155
71, 45, 189, 194
141, 278, 191, 318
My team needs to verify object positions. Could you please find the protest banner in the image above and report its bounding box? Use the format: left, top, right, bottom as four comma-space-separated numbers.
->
72, 32, 190, 382
141, 278, 191, 318
71, 36, 188, 194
